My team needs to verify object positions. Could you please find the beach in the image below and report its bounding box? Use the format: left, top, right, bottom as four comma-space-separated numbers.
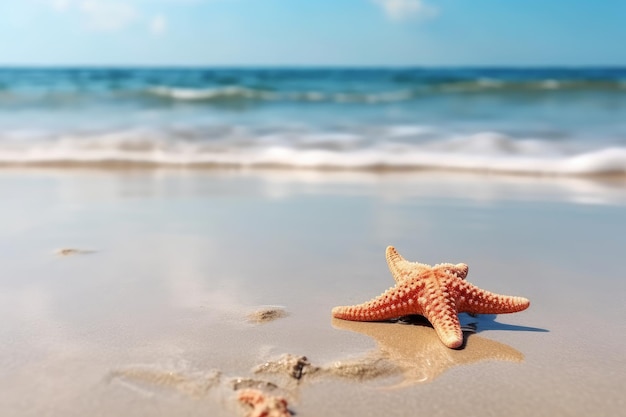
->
2, 67, 625, 416
1, 167, 625, 417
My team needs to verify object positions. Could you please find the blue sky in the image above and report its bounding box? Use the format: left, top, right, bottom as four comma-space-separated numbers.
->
1, 0, 625, 66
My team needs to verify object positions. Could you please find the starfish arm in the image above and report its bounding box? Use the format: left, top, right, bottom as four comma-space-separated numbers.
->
420, 288, 464, 348
417, 277, 464, 349
386, 246, 431, 282
332, 284, 422, 322
457, 281, 530, 315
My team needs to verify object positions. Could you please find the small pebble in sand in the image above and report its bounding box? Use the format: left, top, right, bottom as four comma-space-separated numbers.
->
237, 388, 291, 417
247, 307, 288, 324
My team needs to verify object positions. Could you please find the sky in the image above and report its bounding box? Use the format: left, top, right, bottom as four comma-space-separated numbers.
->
1, 0, 625, 67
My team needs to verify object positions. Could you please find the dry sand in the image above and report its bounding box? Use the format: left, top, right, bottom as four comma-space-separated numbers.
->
1, 169, 625, 417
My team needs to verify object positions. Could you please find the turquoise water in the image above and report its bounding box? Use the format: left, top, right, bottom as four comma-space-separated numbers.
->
1, 68, 626, 174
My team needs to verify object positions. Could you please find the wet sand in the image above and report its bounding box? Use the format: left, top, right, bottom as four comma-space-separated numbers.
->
0, 169, 625, 417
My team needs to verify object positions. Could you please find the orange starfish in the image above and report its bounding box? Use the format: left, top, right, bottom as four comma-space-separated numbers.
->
237, 389, 291, 417
332, 246, 530, 349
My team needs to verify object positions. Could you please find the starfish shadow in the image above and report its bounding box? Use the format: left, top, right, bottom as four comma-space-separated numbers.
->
393, 314, 548, 336
458, 313, 549, 334
332, 317, 524, 388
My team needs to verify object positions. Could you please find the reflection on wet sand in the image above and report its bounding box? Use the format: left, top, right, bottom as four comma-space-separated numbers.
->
332, 318, 524, 387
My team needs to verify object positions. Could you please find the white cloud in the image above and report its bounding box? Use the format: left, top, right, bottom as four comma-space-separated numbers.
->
373, 0, 438, 21
150, 14, 167, 35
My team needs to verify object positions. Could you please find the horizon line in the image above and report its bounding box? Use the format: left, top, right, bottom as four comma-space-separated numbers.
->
1, 64, 625, 70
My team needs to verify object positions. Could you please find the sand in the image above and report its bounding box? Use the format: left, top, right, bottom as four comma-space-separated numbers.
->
247, 307, 288, 324
0, 168, 625, 417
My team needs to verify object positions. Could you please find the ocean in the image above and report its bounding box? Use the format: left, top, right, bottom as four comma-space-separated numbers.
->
1, 67, 626, 175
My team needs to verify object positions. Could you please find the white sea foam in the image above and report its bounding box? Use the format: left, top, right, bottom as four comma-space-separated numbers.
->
1, 129, 626, 177
386, 125, 435, 137
421, 132, 563, 156
147, 86, 276, 101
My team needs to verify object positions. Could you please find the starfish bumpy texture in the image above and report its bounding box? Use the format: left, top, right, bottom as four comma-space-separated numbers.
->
332, 246, 530, 349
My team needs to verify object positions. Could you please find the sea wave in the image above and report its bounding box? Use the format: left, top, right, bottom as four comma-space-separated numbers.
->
144, 86, 415, 103
1, 80, 623, 108
1, 130, 626, 177
141, 79, 626, 104
436, 79, 626, 93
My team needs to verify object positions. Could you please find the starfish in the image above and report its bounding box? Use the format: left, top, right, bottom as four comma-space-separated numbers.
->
332, 246, 530, 349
